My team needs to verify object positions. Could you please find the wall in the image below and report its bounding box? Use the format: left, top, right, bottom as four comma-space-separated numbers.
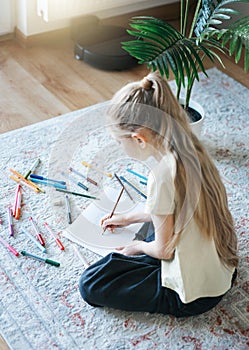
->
16, 0, 70, 36
14, 0, 249, 37
16, 0, 177, 36
222, 3, 249, 26
0, 0, 15, 35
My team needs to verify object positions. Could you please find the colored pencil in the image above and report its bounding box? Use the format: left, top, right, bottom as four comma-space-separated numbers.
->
82, 161, 112, 178
55, 188, 99, 199
102, 187, 124, 234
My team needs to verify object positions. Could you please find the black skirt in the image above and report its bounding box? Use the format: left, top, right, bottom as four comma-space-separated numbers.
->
79, 223, 236, 317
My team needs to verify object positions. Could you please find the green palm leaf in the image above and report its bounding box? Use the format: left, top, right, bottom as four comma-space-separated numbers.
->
122, 17, 215, 93
122, 3, 249, 107
201, 15, 249, 71
223, 16, 249, 70
194, 0, 249, 36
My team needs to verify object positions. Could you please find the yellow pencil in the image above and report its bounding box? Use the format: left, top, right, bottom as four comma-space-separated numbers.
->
9, 169, 45, 193
81, 161, 112, 178
10, 175, 40, 193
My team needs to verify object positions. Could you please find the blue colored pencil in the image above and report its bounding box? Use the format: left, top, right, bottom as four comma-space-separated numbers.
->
22, 229, 47, 253
120, 176, 147, 199
30, 174, 66, 185
127, 169, 148, 181
61, 172, 88, 191
30, 178, 67, 189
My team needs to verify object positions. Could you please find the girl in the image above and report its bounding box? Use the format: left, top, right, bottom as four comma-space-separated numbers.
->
79, 73, 238, 317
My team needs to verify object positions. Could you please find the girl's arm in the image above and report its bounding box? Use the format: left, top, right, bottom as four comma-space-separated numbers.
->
116, 214, 175, 260
101, 210, 151, 232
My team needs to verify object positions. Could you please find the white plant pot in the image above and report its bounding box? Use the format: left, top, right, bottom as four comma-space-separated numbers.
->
180, 98, 205, 137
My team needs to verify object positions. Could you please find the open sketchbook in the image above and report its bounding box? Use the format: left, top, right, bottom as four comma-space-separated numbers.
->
63, 187, 145, 256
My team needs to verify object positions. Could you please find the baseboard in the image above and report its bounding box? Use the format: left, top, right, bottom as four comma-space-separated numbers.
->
15, 27, 71, 48
0, 32, 15, 42
14, 2, 181, 48
15, 27, 28, 48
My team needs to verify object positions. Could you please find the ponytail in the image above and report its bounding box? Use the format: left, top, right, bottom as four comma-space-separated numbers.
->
141, 77, 153, 90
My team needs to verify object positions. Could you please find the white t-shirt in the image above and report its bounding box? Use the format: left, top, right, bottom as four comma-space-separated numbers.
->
145, 152, 234, 303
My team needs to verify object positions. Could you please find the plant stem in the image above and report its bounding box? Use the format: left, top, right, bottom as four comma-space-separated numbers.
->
176, 83, 181, 101
188, 0, 202, 38
180, 0, 185, 34
182, 0, 190, 37
185, 53, 206, 107
185, 75, 195, 108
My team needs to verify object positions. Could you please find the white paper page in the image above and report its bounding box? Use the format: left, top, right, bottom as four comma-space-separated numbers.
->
63, 187, 145, 254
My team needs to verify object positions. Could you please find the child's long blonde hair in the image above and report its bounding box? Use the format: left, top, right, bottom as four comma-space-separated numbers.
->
107, 72, 238, 269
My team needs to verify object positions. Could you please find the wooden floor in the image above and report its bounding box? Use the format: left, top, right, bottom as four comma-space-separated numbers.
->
0, 18, 248, 350
0, 28, 248, 135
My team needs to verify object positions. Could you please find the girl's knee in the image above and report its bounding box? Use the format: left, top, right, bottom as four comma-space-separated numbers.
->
79, 271, 88, 300
79, 269, 101, 307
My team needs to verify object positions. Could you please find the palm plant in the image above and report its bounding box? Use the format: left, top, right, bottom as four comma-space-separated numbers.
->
122, 0, 249, 109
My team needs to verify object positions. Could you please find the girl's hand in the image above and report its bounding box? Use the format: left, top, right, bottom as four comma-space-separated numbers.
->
101, 214, 129, 233
116, 241, 144, 256
101, 211, 151, 232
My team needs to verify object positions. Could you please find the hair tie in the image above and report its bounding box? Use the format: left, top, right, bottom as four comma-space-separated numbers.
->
141, 77, 153, 90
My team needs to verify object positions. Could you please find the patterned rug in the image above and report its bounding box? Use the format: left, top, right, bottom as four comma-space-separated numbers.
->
0, 68, 248, 350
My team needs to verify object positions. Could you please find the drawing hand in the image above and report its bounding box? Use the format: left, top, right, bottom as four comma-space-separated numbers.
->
100, 214, 127, 233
